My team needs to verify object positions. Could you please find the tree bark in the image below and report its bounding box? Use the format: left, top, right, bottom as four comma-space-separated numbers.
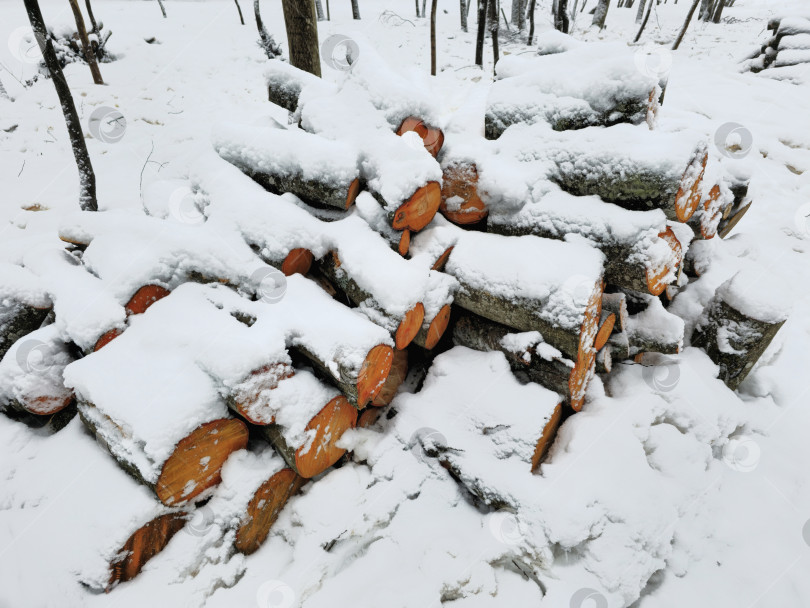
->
431, 0, 438, 75
672, 0, 700, 50
635, 0, 646, 21
634, 0, 654, 41
489, 0, 499, 66
711, 0, 725, 23
351, 0, 361, 19
460, 0, 468, 31
281, 0, 322, 77
553, 0, 570, 32
527, 0, 537, 42
84, 0, 99, 34
66, 0, 103, 84
591, 0, 609, 28
475, 0, 489, 66
314, 0, 325, 20
255, 0, 282, 58
23, 0, 98, 211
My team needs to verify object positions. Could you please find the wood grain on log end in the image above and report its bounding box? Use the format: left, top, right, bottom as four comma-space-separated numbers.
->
156, 418, 249, 506
125, 285, 171, 316
356, 344, 394, 408
295, 396, 357, 478
395, 303, 425, 350
93, 328, 123, 352
280, 248, 314, 276
371, 348, 408, 407
416, 303, 452, 350
107, 511, 187, 590
440, 162, 488, 225
346, 177, 361, 209
234, 468, 305, 555
432, 246, 454, 271
396, 116, 445, 157
531, 402, 563, 471
674, 149, 708, 222
594, 312, 616, 351
392, 182, 441, 232
646, 227, 684, 296
398, 229, 411, 257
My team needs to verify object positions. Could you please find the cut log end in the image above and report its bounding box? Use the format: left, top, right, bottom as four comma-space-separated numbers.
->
392, 182, 442, 232
156, 418, 249, 506
396, 116, 445, 157
108, 512, 187, 590
371, 348, 408, 407
398, 229, 411, 257
230, 364, 296, 425
234, 468, 305, 555
93, 328, 123, 352
596, 345, 613, 374
674, 150, 708, 222
280, 248, 314, 276
594, 312, 616, 351
294, 396, 357, 478
531, 402, 563, 471
432, 246, 454, 271
440, 162, 488, 225
396, 303, 425, 350
21, 391, 74, 416
569, 280, 604, 411
125, 285, 171, 316
346, 177, 361, 209
422, 303, 452, 350
645, 227, 683, 296
356, 344, 395, 408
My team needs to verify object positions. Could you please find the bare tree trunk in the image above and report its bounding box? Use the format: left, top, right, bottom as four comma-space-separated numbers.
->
475, 0, 488, 66
553, 0, 570, 32
234, 0, 245, 24
711, 0, 725, 22
84, 0, 99, 35
156, 0, 167, 18
634, 0, 653, 41
422, 0, 427, 18
66, 0, 103, 84
326, 0, 330, 19
416, 0, 421, 17
431, 0, 438, 74
281, 0, 321, 76
351, 0, 361, 19
635, 0, 646, 21
255, 0, 282, 57
489, 0, 499, 66
698, 0, 711, 20
23, 0, 97, 211
460, 0, 468, 31
527, 0, 537, 42
672, 0, 699, 49
314, 0, 325, 19
591, 0, 609, 28
511, 0, 526, 30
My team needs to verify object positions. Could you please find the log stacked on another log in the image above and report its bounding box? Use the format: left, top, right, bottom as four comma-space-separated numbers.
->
692, 269, 790, 390
742, 15, 810, 83
0, 263, 53, 361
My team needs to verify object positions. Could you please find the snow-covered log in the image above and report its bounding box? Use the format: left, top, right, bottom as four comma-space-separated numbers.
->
0, 324, 75, 416
264, 60, 334, 112
485, 51, 660, 138
692, 270, 789, 390
487, 189, 687, 295
370, 348, 408, 406
212, 121, 363, 211
396, 116, 445, 158
440, 160, 489, 225
594, 310, 616, 350
408, 214, 461, 271
444, 230, 605, 366
396, 348, 563, 507
596, 345, 612, 373
452, 311, 591, 410
525, 125, 709, 222
601, 292, 628, 333
0, 264, 52, 361
621, 292, 685, 356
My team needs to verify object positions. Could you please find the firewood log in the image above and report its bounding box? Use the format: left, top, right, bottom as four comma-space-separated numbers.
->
412, 304, 452, 350
601, 292, 628, 333
397, 348, 563, 508
408, 214, 462, 271
371, 348, 408, 406
212, 121, 362, 211
594, 311, 616, 351
717, 199, 753, 239
397, 116, 445, 158
0, 264, 52, 361
687, 169, 737, 240
692, 270, 789, 390
497, 124, 708, 222
487, 189, 688, 295
621, 291, 685, 356
0, 324, 75, 416
440, 161, 489, 225
264, 60, 334, 113
452, 311, 592, 410
596, 345, 612, 373
444, 230, 605, 367
485, 51, 660, 138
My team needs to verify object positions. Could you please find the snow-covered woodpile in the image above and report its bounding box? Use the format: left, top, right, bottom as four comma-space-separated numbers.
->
742, 14, 810, 83
0, 33, 789, 593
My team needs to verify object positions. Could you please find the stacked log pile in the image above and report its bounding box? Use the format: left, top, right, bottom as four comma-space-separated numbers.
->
742, 15, 810, 83
0, 35, 787, 590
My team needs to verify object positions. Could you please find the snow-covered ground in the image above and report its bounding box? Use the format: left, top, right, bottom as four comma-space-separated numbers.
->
2, 0, 810, 606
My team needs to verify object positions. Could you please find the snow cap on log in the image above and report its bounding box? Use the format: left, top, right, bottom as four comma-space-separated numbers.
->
211, 121, 362, 211
264, 60, 335, 113
0, 263, 52, 360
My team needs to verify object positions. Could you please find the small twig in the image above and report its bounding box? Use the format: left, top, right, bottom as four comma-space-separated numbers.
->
17, 160, 25, 177
500, 7, 511, 30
